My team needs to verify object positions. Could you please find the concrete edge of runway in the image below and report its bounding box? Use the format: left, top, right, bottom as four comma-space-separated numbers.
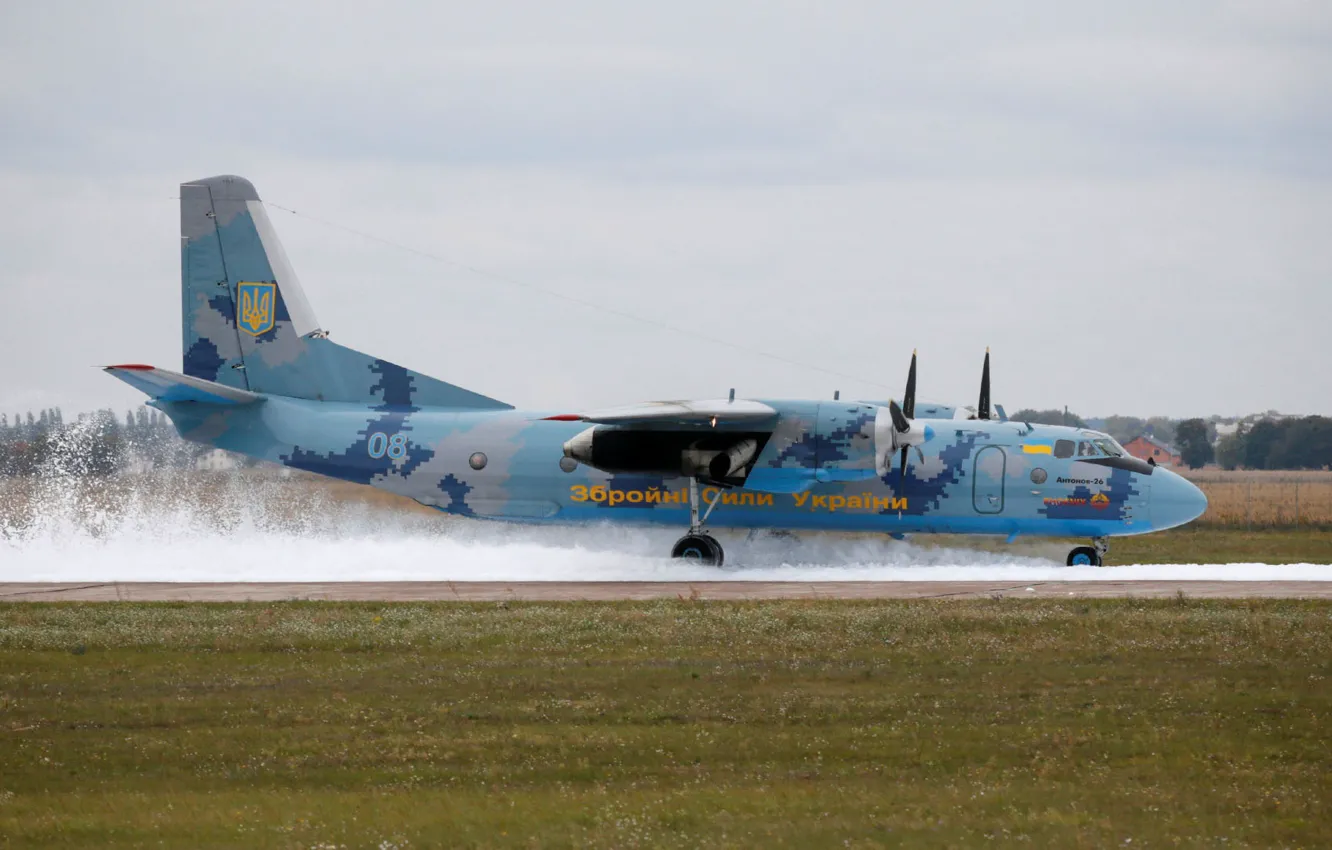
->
2, 581, 1331, 601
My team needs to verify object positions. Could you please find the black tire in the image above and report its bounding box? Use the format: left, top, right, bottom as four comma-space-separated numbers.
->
671, 534, 724, 566
1067, 545, 1103, 567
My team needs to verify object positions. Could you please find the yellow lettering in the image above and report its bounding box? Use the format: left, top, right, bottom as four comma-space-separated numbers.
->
627, 490, 643, 503
702, 487, 720, 504
757, 494, 774, 506
570, 485, 589, 502
644, 488, 661, 504
609, 490, 625, 506
847, 496, 863, 509
793, 492, 810, 508
589, 486, 607, 503
812, 495, 828, 509
740, 492, 756, 506
828, 495, 846, 512
892, 497, 908, 510
723, 492, 740, 505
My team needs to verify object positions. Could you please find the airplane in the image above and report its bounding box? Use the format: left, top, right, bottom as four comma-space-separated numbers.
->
106, 175, 1208, 568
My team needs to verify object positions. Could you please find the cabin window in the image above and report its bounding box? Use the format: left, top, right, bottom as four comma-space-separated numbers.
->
1054, 440, 1074, 459
1077, 441, 1101, 457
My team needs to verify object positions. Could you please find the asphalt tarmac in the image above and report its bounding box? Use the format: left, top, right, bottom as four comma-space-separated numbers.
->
1, 581, 1330, 601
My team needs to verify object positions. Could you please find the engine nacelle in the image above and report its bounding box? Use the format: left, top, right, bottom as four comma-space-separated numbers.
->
563, 426, 759, 482
563, 426, 597, 465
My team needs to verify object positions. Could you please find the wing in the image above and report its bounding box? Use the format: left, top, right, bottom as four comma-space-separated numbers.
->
544, 399, 777, 428
551, 399, 780, 486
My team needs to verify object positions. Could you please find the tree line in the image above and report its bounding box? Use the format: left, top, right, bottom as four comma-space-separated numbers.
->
982, 409, 1332, 470
1213, 417, 1332, 471
0, 406, 214, 477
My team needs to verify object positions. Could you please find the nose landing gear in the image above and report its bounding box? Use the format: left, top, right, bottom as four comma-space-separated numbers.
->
670, 477, 724, 566
1067, 536, 1109, 567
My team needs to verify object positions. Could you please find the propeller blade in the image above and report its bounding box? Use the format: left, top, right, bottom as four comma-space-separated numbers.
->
887, 399, 910, 433
899, 446, 908, 492
978, 348, 991, 421
903, 349, 917, 420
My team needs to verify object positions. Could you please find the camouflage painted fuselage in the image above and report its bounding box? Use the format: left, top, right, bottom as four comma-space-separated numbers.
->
158, 390, 1204, 539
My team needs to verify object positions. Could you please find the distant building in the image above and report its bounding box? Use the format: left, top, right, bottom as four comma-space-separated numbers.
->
1124, 435, 1181, 467
195, 449, 240, 471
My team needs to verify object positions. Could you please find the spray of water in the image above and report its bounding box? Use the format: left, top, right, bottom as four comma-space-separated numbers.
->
2, 447, 1327, 583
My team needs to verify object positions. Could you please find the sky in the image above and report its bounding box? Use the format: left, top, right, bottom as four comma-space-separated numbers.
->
1, 0, 1329, 420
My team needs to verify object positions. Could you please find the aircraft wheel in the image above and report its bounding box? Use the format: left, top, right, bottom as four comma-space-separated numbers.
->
1067, 546, 1102, 567
672, 534, 724, 566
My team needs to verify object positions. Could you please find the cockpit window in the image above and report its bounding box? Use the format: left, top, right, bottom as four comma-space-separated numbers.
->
1094, 438, 1124, 457
1054, 439, 1075, 459
1077, 441, 1099, 457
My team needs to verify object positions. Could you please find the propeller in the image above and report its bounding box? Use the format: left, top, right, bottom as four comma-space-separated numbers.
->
903, 349, 917, 420
895, 350, 919, 489
977, 348, 991, 421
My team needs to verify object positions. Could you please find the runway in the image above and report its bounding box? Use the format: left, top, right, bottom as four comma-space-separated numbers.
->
3, 580, 1331, 601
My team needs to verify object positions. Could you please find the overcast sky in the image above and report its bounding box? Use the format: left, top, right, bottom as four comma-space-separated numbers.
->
2, 1, 1329, 420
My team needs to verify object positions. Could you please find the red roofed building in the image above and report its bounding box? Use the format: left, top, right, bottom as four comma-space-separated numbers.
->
1123, 435, 1182, 467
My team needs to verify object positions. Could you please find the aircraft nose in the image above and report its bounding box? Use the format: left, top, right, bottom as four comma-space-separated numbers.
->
1150, 468, 1208, 530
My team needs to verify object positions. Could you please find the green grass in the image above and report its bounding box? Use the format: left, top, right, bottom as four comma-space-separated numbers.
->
2, 601, 1330, 848
928, 527, 1332, 564
1111, 527, 1332, 564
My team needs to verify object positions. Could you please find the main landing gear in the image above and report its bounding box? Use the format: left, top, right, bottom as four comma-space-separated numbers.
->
1067, 537, 1109, 567
670, 477, 725, 566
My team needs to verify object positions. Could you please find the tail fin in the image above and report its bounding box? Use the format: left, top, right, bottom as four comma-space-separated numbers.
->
180, 175, 510, 410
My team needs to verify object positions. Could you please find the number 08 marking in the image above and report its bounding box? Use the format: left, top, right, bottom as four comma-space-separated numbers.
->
367, 432, 408, 460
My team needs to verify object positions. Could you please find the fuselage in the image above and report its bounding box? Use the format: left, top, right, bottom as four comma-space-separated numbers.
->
159, 395, 1207, 539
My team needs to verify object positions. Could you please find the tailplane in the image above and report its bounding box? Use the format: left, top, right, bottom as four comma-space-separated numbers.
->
179, 175, 509, 410
105, 364, 264, 406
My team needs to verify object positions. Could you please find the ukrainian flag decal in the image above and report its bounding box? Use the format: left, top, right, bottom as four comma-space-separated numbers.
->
237, 281, 277, 336
1021, 443, 1053, 455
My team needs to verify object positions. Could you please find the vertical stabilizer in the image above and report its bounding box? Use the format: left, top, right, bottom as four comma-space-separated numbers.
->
181, 177, 249, 388
177, 175, 510, 410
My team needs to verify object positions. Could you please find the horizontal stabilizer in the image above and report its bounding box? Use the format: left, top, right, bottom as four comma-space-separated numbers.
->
104, 364, 265, 406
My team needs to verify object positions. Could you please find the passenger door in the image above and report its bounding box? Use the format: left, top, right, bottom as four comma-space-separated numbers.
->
972, 446, 1006, 513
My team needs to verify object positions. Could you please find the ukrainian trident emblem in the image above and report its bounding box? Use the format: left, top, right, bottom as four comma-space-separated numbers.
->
237, 281, 277, 336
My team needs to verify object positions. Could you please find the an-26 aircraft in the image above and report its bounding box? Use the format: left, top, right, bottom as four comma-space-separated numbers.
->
108, 175, 1207, 567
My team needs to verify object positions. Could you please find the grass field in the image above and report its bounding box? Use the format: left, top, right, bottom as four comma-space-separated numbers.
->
967, 527, 1332, 565
1, 601, 1330, 848
1180, 469, 1332, 528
